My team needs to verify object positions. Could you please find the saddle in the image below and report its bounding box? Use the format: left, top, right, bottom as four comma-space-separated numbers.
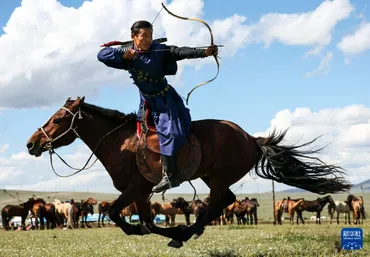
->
135, 104, 202, 185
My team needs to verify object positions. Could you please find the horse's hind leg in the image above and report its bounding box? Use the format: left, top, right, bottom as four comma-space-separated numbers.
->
168, 182, 236, 246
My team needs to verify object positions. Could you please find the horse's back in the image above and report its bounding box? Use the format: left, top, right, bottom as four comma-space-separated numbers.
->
191, 119, 258, 169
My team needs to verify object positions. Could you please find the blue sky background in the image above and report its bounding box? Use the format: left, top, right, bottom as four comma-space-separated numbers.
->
0, 0, 369, 195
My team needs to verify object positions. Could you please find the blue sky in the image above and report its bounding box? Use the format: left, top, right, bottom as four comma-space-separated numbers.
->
0, 0, 369, 195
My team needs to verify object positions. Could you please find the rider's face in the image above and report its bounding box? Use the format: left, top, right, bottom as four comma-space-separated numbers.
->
132, 28, 153, 51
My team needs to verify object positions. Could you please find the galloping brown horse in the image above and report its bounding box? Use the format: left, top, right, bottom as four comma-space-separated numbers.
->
26, 97, 351, 248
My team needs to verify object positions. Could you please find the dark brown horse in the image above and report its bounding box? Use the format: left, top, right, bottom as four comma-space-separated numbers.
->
72, 198, 97, 228
172, 197, 193, 226
26, 97, 351, 248
44, 203, 57, 229
98, 200, 116, 227
234, 197, 259, 225
297, 195, 335, 224
1, 198, 37, 231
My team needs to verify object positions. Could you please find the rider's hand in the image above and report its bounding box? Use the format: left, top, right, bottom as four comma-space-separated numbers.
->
123, 48, 137, 60
205, 45, 218, 56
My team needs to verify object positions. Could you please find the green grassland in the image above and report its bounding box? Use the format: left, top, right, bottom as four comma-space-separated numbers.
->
0, 222, 368, 257
0, 189, 369, 256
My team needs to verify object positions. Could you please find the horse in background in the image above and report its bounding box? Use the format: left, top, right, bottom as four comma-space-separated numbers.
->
297, 195, 335, 224
328, 200, 351, 224
233, 197, 259, 225
30, 197, 46, 230
346, 195, 366, 224
98, 200, 116, 227
223, 200, 240, 225
53, 199, 74, 229
275, 197, 306, 225
121, 203, 139, 223
1, 198, 37, 231
43, 203, 57, 229
151, 201, 178, 227
73, 197, 97, 228
171, 197, 193, 226
172, 197, 208, 225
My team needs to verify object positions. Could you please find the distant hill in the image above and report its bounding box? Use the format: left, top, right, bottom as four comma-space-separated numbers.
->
279, 178, 370, 194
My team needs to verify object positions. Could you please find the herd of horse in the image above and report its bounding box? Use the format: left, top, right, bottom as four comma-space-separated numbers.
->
1, 197, 97, 231
274, 194, 366, 225
1, 193, 365, 231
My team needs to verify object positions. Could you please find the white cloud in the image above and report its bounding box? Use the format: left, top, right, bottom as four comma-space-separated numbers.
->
337, 22, 370, 55
250, 0, 354, 48
0, 144, 9, 153
252, 104, 370, 189
0, 0, 355, 109
0, 143, 118, 193
0, 0, 250, 109
304, 52, 333, 78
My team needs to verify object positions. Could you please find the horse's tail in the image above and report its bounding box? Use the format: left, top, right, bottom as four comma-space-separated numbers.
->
254, 129, 352, 195
328, 203, 333, 216
1, 208, 8, 231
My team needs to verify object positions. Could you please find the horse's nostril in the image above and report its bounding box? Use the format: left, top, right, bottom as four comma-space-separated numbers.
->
27, 142, 34, 150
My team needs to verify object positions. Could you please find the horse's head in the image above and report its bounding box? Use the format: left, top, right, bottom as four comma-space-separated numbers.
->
26, 97, 85, 157
33, 198, 46, 204
250, 198, 260, 207
172, 197, 188, 209
86, 197, 98, 205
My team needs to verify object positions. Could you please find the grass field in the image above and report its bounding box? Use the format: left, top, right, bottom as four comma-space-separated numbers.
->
1, 189, 369, 256
0, 223, 368, 257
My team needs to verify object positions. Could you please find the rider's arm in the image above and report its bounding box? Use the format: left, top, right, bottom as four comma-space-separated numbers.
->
97, 47, 130, 70
164, 45, 207, 61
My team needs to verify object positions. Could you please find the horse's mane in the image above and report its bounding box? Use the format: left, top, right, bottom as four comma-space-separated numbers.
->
67, 100, 137, 124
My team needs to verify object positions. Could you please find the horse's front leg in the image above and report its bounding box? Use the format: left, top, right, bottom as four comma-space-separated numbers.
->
166, 187, 236, 248
108, 188, 151, 236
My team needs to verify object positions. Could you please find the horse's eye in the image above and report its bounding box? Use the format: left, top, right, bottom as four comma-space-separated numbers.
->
53, 118, 63, 124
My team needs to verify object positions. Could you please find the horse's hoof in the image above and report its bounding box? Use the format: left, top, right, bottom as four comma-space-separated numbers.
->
139, 224, 151, 235
193, 229, 204, 240
168, 239, 183, 248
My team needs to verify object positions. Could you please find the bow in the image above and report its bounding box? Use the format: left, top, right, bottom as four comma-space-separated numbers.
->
160, 2, 220, 105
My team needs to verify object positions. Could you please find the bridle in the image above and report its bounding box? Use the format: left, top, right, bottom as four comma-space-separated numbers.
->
38, 105, 131, 178
39, 107, 83, 149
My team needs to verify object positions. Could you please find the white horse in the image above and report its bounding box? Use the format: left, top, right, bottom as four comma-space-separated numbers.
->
328, 200, 351, 224
53, 199, 74, 229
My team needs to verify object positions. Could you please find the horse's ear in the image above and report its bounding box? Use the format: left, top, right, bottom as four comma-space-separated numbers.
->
81, 96, 85, 103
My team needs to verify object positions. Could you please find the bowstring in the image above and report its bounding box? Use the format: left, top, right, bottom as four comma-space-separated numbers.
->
152, 6, 164, 24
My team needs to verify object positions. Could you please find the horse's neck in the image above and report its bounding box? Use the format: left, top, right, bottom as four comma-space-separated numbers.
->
77, 113, 136, 166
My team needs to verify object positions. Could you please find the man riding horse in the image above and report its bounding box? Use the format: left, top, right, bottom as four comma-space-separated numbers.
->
97, 20, 218, 193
